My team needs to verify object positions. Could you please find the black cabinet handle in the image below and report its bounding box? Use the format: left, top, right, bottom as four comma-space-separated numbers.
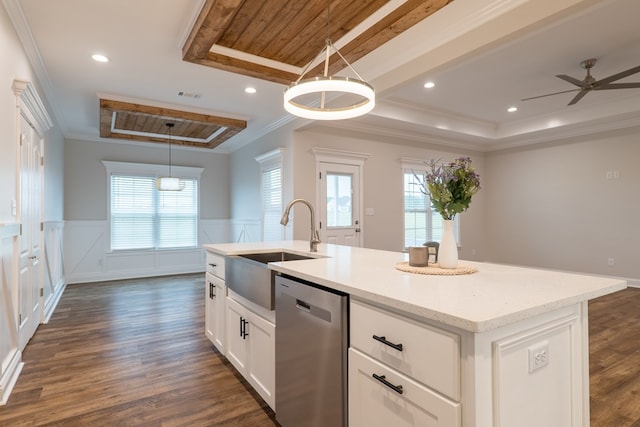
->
372, 335, 403, 351
240, 318, 249, 339
208, 263, 217, 268
372, 373, 403, 395
209, 282, 215, 299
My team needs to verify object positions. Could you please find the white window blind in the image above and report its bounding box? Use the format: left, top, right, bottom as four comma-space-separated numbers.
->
256, 148, 285, 242
402, 169, 458, 249
110, 174, 198, 250
262, 166, 283, 241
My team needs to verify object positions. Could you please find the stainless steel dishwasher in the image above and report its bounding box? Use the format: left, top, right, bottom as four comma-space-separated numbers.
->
275, 275, 348, 427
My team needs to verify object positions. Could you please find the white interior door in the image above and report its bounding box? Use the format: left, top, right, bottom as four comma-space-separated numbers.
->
18, 117, 43, 350
318, 162, 361, 247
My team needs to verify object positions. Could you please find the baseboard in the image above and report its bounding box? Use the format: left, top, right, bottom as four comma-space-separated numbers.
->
0, 349, 24, 405
67, 267, 204, 284
42, 280, 67, 324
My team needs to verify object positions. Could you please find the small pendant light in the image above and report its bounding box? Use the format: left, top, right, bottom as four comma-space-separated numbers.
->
156, 123, 185, 191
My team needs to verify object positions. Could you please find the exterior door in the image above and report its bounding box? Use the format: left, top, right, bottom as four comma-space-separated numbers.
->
319, 163, 361, 247
17, 117, 43, 350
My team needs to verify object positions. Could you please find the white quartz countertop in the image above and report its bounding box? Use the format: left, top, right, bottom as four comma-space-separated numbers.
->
204, 241, 627, 332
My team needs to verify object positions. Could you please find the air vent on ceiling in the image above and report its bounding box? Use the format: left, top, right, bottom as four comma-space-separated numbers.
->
177, 91, 202, 99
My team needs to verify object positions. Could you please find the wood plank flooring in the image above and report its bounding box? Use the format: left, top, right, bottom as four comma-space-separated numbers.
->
0, 274, 278, 427
0, 275, 638, 426
589, 286, 640, 427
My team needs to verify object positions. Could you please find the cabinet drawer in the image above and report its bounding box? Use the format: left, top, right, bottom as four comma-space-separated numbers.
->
206, 252, 225, 279
350, 300, 460, 400
349, 348, 460, 427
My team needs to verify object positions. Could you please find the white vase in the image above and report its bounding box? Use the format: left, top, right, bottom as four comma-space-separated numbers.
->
438, 219, 458, 269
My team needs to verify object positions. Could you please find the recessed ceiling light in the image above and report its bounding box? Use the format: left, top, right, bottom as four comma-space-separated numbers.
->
423, 81, 435, 89
91, 54, 109, 63
507, 106, 518, 113
245, 87, 257, 94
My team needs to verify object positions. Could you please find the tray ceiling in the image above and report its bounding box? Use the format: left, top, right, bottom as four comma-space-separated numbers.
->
182, 0, 452, 85
99, 99, 247, 149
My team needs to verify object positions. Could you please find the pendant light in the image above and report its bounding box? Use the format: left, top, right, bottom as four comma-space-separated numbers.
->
283, 3, 375, 120
156, 123, 185, 191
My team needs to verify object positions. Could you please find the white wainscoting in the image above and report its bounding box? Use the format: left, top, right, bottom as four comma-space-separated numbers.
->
230, 218, 262, 243
42, 221, 66, 323
64, 219, 231, 284
0, 223, 23, 404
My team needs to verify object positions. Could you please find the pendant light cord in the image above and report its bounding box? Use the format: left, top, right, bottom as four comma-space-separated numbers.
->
166, 122, 174, 177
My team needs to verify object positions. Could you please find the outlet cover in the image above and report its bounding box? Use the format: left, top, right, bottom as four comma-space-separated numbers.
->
528, 341, 549, 373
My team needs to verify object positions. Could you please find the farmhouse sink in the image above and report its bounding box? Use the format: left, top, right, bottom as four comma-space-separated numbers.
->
225, 251, 319, 310
238, 251, 316, 264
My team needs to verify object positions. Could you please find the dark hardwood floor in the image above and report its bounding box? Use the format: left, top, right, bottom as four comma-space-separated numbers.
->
589, 286, 640, 427
0, 274, 278, 427
0, 275, 638, 426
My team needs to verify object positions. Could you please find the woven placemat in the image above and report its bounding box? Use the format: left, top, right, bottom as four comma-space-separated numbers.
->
395, 261, 477, 275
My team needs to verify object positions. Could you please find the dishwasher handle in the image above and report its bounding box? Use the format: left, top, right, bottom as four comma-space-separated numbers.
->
296, 299, 311, 312
288, 296, 332, 323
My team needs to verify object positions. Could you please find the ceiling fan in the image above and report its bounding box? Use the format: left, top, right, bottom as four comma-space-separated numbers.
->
522, 58, 640, 105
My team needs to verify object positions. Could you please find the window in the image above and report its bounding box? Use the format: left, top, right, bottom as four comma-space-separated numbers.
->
401, 160, 459, 249
326, 173, 353, 227
256, 148, 285, 241
103, 161, 203, 251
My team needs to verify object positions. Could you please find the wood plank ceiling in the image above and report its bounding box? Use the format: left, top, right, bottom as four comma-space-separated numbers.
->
99, 99, 247, 149
183, 0, 453, 85
100, 1, 452, 149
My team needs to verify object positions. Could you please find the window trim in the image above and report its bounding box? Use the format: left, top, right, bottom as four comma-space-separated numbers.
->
400, 158, 461, 250
102, 160, 204, 252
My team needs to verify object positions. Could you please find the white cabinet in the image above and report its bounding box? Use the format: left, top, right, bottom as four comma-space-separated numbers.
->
205, 273, 226, 353
225, 295, 276, 410
349, 349, 460, 427
205, 251, 225, 353
349, 300, 461, 427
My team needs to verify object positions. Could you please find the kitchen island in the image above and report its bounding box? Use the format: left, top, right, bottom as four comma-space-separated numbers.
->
203, 241, 626, 427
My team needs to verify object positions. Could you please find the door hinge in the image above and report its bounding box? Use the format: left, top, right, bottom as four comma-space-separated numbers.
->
19, 313, 21, 324
41, 222, 44, 231
19, 224, 22, 235
319, 171, 322, 179
319, 221, 322, 229
40, 288, 44, 297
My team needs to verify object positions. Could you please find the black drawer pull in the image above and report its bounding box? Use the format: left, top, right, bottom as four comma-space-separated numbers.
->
241, 318, 249, 339
372, 335, 403, 351
208, 263, 217, 268
372, 373, 403, 395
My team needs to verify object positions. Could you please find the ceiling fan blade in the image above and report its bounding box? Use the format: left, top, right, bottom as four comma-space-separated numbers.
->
521, 88, 579, 102
596, 65, 640, 85
568, 89, 589, 105
596, 82, 640, 90
556, 74, 584, 87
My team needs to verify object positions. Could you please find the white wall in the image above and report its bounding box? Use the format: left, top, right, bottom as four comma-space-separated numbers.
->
229, 124, 486, 257
229, 123, 296, 243
43, 126, 64, 221
63, 138, 231, 283
1, 3, 64, 403
0, 5, 32, 223
65, 138, 230, 220
484, 128, 640, 284
292, 127, 487, 255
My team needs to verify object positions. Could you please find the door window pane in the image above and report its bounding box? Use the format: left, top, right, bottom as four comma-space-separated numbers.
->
326, 173, 352, 227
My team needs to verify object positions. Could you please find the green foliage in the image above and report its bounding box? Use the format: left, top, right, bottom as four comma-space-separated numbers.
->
417, 157, 480, 220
